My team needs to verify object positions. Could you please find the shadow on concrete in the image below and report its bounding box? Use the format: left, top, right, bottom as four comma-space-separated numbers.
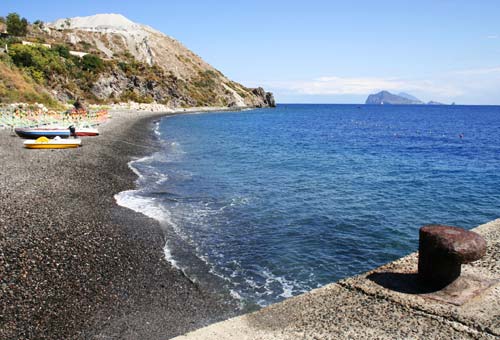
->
367, 272, 439, 294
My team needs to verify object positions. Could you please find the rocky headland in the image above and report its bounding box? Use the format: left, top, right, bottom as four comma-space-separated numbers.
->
0, 13, 275, 109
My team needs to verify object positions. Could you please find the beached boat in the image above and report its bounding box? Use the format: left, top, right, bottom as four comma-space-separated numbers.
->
24, 136, 81, 149
15, 127, 70, 139
74, 127, 99, 136
18, 126, 99, 137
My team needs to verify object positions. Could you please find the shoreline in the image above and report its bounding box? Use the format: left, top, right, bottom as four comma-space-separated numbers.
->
0, 107, 249, 339
3, 105, 497, 339
173, 218, 500, 339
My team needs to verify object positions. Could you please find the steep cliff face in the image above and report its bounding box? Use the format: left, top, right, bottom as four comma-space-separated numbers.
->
36, 13, 275, 108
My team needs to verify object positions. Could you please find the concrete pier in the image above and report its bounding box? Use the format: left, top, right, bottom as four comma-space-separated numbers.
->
172, 219, 500, 339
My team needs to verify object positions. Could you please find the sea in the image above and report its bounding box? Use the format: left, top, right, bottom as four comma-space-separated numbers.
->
115, 104, 500, 308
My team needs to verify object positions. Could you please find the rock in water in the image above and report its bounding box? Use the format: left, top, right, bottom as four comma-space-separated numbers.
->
251, 87, 275, 107
266, 92, 276, 107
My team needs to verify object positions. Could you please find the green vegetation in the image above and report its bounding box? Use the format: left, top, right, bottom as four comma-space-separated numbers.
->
81, 54, 104, 72
7, 43, 107, 81
193, 70, 217, 88
119, 89, 154, 104
6, 13, 28, 36
229, 81, 250, 98
0, 36, 21, 48
0, 41, 110, 105
117, 58, 164, 82
176, 54, 192, 64
11, 46, 52, 82
52, 44, 71, 58
8, 44, 68, 82
0, 11, 246, 108
0, 55, 58, 106
184, 70, 228, 106
79, 41, 93, 52
33, 20, 44, 29
0, 40, 172, 105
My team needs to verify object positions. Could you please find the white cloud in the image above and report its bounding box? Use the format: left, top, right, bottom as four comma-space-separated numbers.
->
452, 66, 500, 76
276, 76, 406, 95
242, 65, 500, 104
261, 75, 464, 98
486, 35, 499, 39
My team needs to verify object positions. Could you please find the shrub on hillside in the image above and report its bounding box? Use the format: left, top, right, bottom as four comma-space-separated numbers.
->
193, 70, 217, 88
81, 54, 104, 72
53, 44, 71, 58
0, 36, 21, 47
120, 89, 154, 103
33, 20, 44, 29
8, 44, 67, 82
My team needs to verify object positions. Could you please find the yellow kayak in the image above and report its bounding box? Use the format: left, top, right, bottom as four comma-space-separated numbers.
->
24, 136, 82, 149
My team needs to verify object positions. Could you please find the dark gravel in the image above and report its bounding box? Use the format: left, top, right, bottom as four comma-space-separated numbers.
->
0, 111, 237, 339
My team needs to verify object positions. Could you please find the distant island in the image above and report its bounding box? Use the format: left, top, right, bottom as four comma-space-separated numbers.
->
365, 91, 446, 105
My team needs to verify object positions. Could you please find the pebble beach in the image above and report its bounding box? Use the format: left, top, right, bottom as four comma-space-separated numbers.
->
0, 110, 238, 339
1, 107, 498, 340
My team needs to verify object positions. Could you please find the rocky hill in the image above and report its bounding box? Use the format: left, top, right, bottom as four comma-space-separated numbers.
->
365, 91, 423, 105
365, 91, 446, 105
0, 13, 275, 108
397, 92, 424, 104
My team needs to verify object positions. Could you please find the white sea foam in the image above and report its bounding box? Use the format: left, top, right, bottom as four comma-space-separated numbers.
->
155, 173, 169, 184
203, 255, 305, 306
115, 152, 187, 271
163, 241, 179, 268
229, 289, 242, 300
169, 141, 185, 156
128, 160, 144, 180
229, 196, 250, 207
127, 155, 155, 180
262, 269, 306, 302
115, 190, 165, 222
115, 189, 183, 271
153, 121, 161, 136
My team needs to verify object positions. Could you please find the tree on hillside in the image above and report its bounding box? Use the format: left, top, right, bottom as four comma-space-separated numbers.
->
53, 44, 70, 58
6, 13, 28, 36
0, 17, 5, 24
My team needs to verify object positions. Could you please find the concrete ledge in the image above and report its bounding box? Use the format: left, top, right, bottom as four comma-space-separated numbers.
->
172, 219, 500, 339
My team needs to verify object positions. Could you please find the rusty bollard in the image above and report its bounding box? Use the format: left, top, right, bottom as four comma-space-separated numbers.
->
418, 225, 487, 289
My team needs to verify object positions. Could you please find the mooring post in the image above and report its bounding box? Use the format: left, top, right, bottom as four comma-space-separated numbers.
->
418, 225, 487, 289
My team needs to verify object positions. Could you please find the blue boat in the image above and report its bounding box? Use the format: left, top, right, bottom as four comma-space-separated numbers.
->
15, 127, 70, 139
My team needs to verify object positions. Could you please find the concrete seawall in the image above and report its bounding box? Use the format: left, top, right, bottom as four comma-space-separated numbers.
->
173, 219, 500, 339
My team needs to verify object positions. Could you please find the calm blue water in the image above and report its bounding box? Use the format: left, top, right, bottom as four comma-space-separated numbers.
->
119, 104, 500, 307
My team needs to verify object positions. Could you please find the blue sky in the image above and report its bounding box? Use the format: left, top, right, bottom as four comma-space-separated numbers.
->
3, 1, 500, 104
